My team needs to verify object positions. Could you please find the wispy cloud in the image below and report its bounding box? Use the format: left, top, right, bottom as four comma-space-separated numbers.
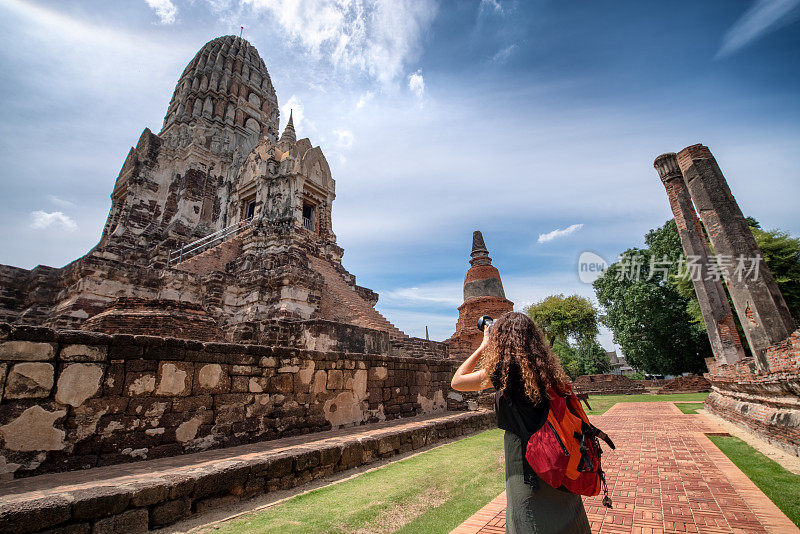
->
381, 284, 462, 307
491, 44, 517, 64
537, 223, 584, 244
47, 195, 76, 208
281, 94, 316, 136
717, 0, 800, 58
241, 0, 438, 86
30, 211, 77, 232
480, 0, 503, 14
333, 129, 355, 149
144, 0, 178, 24
356, 92, 374, 109
408, 69, 425, 99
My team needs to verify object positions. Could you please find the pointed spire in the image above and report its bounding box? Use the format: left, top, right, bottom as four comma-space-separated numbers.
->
470, 230, 490, 264
279, 109, 296, 146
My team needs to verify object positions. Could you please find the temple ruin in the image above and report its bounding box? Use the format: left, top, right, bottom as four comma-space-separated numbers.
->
446, 231, 514, 359
0, 35, 431, 354
655, 145, 800, 456
0, 35, 496, 509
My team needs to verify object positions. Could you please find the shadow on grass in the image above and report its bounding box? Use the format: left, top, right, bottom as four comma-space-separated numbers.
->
204, 429, 506, 534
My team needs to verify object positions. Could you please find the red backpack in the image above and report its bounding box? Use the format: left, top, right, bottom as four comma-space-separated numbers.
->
497, 385, 615, 507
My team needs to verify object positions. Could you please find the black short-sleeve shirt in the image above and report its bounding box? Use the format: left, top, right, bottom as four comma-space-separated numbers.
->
490, 359, 549, 437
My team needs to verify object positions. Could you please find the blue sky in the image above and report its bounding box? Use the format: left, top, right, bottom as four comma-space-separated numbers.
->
1, 0, 799, 349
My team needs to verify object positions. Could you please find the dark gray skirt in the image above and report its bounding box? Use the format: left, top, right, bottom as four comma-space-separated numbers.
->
504, 430, 591, 534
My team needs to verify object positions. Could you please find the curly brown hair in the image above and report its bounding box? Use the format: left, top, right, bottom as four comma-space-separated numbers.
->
479, 311, 570, 405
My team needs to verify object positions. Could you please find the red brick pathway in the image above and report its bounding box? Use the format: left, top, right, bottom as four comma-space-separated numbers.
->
452, 402, 799, 534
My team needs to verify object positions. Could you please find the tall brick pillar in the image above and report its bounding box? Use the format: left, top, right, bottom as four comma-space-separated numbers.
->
654, 153, 745, 365
446, 231, 514, 359
677, 144, 796, 370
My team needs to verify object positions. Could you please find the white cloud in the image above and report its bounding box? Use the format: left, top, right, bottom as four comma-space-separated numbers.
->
241, 0, 437, 86
281, 94, 315, 136
356, 92, 374, 109
537, 223, 584, 244
480, 0, 503, 14
408, 69, 425, 98
717, 0, 800, 58
47, 195, 76, 208
333, 129, 355, 149
144, 0, 177, 24
491, 44, 517, 64
30, 211, 77, 232
381, 284, 462, 307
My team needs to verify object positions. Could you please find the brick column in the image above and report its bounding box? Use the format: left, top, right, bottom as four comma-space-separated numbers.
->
677, 144, 796, 370
654, 153, 745, 365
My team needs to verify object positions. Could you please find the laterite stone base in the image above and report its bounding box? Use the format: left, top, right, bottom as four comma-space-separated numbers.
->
0, 410, 494, 533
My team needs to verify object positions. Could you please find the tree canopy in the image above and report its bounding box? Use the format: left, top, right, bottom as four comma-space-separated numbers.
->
524, 294, 599, 346
525, 294, 608, 379
594, 217, 800, 374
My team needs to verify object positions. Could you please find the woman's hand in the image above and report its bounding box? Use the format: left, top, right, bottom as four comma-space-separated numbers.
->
481, 326, 491, 346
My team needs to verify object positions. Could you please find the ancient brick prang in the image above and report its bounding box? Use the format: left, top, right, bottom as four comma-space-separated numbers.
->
0, 35, 409, 343
446, 231, 514, 360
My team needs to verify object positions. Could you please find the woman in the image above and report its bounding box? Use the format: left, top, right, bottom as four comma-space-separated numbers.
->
450, 311, 591, 534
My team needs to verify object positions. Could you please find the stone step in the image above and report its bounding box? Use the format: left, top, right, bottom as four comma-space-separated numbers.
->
0, 409, 494, 534
309, 256, 408, 339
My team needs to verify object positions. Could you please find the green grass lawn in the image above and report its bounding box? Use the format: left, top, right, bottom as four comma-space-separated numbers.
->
202, 393, 713, 533
205, 428, 506, 534
675, 402, 706, 414
708, 435, 800, 527
584, 392, 709, 415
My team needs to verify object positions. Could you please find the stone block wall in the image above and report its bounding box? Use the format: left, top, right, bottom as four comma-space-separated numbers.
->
0, 323, 462, 480
705, 328, 800, 457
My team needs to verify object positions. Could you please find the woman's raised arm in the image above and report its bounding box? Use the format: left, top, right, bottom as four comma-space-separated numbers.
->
450, 328, 491, 392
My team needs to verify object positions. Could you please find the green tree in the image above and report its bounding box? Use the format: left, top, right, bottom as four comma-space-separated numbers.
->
575, 340, 612, 375
525, 295, 611, 378
594, 217, 800, 374
593, 247, 710, 375
524, 294, 599, 346
552, 338, 580, 379
751, 226, 800, 322
647, 218, 800, 340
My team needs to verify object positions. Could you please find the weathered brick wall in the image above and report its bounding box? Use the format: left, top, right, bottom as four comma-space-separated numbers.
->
0, 323, 464, 480
657, 374, 710, 394
447, 296, 514, 360
82, 297, 224, 341
391, 337, 449, 359
705, 328, 800, 457
573, 374, 646, 395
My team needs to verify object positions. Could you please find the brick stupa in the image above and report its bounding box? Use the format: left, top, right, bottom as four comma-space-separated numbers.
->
446, 231, 514, 359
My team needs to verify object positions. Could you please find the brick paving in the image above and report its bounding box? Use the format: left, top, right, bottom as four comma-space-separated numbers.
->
451, 402, 799, 534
